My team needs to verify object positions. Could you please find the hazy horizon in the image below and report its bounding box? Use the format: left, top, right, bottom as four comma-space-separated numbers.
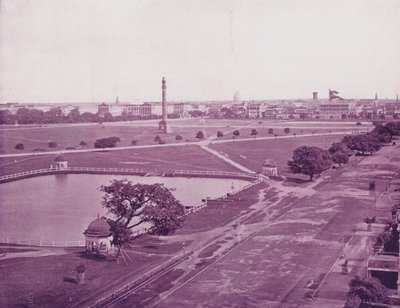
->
1, 0, 399, 103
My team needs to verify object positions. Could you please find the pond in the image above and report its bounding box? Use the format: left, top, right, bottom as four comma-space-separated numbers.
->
0, 174, 248, 243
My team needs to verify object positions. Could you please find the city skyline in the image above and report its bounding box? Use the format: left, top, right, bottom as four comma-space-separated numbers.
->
1, 0, 399, 103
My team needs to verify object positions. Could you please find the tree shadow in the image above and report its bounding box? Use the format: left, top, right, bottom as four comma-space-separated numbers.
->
74, 251, 113, 262
63, 277, 77, 284
284, 176, 310, 184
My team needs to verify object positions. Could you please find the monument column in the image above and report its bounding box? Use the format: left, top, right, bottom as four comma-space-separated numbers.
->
159, 77, 170, 133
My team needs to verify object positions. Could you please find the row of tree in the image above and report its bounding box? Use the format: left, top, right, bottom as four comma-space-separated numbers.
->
288, 121, 400, 180
0, 108, 161, 125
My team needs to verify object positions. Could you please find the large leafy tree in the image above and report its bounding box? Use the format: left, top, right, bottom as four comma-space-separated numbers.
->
342, 134, 381, 155
288, 146, 332, 180
328, 142, 352, 167
101, 180, 185, 243
346, 276, 388, 307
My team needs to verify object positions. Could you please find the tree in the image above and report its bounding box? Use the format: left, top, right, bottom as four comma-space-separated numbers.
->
154, 135, 161, 142
217, 131, 224, 138
48, 141, 57, 148
288, 146, 332, 180
196, 131, 204, 139
268, 128, 274, 134
346, 276, 389, 307
250, 129, 258, 137
15, 143, 24, 150
284, 127, 290, 134
94, 137, 120, 148
233, 130, 240, 138
101, 180, 185, 249
342, 134, 381, 155
175, 134, 183, 141
329, 142, 352, 167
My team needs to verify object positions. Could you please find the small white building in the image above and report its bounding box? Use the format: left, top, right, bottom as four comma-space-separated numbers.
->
51, 155, 68, 170
261, 159, 278, 177
84, 217, 114, 255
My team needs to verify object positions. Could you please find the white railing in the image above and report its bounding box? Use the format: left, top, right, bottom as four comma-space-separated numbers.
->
0, 167, 259, 182
0, 237, 85, 247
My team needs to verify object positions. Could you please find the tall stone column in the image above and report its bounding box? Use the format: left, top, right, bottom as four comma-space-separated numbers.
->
159, 77, 170, 133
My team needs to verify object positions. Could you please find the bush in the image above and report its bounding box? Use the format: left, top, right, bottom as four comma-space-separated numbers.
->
356, 122, 362, 126
268, 128, 274, 134
217, 131, 224, 138
79, 141, 87, 146
94, 137, 120, 148
158, 140, 166, 144
154, 135, 161, 142
284, 127, 290, 134
33, 148, 45, 152
65, 147, 76, 150
175, 135, 183, 141
196, 131, 204, 139
14, 143, 24, 150
48, 141, 57, 148
131, 140, 138, 145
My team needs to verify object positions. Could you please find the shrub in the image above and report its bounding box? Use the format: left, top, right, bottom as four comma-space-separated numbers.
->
33, 148, 45, 152
48, 141, 57, 148
217, 131, 224, 138
94, 137, 120, 148
196, 131, 204, 139
233, 130, 240, 137
131, 140, 138, 145
154, 135, 161, 142
15, 143, 24, 150
175, 135, 183, 141
158, 140, 166, 144
356, 122, 362, 126
79, 141, 87, 146
268, 128, 274, 134
65, 147, 76, 150
284, 127, 290, 134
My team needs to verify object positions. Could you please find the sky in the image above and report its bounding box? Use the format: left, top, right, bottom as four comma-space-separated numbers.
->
0, 0, 399, 103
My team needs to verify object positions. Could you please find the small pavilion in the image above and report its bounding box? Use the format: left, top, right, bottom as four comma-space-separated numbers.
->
52, 155, 68, 170
261, 159, 278, 177
84, 217, 114, 255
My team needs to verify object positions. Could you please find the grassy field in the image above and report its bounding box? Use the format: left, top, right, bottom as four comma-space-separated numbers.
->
0, 145, 241, 175
0, 119, 369, 154
209, 134, 347, 176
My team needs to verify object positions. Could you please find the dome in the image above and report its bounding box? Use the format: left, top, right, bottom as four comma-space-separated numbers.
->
84, 218, 111, 237
54, 155, 67, 162
263, 159, 277, 167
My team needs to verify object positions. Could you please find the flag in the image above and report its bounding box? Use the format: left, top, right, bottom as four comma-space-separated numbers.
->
329, 89, 343, 100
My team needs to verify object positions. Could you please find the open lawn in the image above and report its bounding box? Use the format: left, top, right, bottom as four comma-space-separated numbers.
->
0, 145, 240, 175
0, 119, 370, 154
209, 134, 347, 175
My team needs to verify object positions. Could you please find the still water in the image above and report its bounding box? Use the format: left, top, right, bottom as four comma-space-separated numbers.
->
0, 174, 248, 242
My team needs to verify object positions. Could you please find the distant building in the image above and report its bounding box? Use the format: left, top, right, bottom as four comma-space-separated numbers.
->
313, 92, 318, 100
319, 102, 350, 119
98, 103, 110, 117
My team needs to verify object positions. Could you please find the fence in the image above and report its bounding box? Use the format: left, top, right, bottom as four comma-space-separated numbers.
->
0, 167, 258, 183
